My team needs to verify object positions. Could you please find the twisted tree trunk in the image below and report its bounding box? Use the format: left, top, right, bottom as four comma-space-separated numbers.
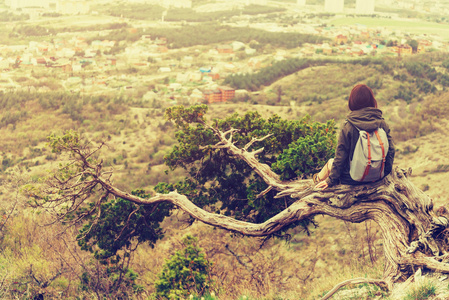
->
96, 130, 449, 290
101, 167, 448, 286
38, 128, 449, 297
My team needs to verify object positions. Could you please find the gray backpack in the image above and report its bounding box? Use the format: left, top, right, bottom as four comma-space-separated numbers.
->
349, 123, 389, 182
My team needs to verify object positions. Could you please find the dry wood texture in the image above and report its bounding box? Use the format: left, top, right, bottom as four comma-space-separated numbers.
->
37, 127, 449, 297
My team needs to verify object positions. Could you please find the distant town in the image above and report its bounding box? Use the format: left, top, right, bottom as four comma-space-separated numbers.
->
0, 0, 448, 105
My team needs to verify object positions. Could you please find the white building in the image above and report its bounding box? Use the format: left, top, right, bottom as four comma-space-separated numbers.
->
324, 0, 344, 12
6, 0, 89, 14
356, 0, 375, 14
6, 0, 51, 9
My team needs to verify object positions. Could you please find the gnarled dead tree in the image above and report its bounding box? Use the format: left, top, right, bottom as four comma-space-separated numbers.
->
31, 127, 449, 299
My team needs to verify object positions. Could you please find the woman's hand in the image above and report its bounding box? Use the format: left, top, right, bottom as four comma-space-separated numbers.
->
315, 180, 328, 190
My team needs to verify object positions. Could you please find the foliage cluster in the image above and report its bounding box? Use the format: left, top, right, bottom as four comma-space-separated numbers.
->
2, 22, 127, 43
165, 8, 241, 22
84, 27, 141, 45
393, 85, 417, 103
404, 61, 449, 90
41, 12, 62, 17
15, 25, 56, 37
142, 23, 327, 49
0, 110, 28, 129
166, 5, 285, 22
0, 207, 82, 299
157, 105, 335, 226
0, 11, 29, 22
55, 22, 129, 35
103, 3, 285, 22
271, 127, 335, 180
76, 190, 171, 261
23, 133, 169, 298
225, 58, 317, 91
103, 3, 165, 20
154, 235, 212, 299
0, 91, 127, 129
225, 57, 389, 92
305, 0, 325, 5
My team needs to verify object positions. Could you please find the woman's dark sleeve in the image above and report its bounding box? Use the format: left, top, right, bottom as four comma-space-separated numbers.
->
383, 122, 395, 175
325, 123, 351, 187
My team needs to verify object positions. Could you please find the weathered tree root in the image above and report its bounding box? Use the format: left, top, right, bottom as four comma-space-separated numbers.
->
320, 277, 389, 300
36, 127, 449, 297
91, 160, 448, 290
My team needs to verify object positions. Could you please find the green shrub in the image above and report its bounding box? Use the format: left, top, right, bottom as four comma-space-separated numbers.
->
153, 235, 213, 299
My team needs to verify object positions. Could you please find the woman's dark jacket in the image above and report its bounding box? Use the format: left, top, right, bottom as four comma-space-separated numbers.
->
325, 107, 395, 187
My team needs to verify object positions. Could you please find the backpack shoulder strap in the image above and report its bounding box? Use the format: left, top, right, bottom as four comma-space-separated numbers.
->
374, 129, 386, 180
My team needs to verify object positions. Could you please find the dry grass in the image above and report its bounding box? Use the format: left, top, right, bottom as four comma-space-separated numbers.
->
126, 211, 386, 300
1, 97, 448, 298
389, 272, 449, 300
1, 62, 449, 298
0, 209, 92, 298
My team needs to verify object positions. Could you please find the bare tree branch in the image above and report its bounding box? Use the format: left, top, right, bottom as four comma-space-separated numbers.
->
320, 277, 389, 300
204, 126, 310, 192
243, 134, 273, 151
32, 126, 449, 293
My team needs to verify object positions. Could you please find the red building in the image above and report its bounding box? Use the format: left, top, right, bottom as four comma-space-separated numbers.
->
203, 86, 235, 103
335, 34, 348, 44
218, 86, 235, 101
203, 90, 222, 103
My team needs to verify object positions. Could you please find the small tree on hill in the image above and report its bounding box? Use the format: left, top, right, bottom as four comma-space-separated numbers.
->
27, 105, 449, 299
154, 235, 213, 299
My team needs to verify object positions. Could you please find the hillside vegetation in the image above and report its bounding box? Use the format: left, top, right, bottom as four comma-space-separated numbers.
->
1, 68, 449, 299
1, 9, 449, 295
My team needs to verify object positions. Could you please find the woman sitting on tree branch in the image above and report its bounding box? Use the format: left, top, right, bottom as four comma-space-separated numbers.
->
314, 84, 395, 189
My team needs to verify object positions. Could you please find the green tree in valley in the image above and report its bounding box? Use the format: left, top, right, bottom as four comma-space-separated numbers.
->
157, 105, 335, 225
407, 39, 419, 53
